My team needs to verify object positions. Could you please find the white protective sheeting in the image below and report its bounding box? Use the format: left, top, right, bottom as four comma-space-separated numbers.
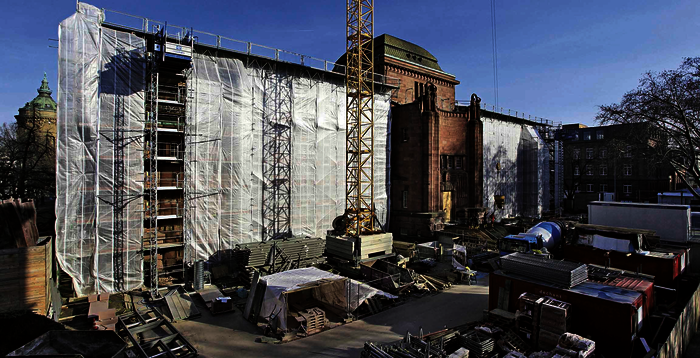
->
259, 267, 396, 330
186, 55, 391, 261
57, 4, 391, 294
482, 115, 548, 220
579, 235, 634, 253
57, 3, 145, 296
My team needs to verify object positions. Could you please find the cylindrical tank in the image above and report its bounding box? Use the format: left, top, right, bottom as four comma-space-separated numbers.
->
524, 221, 562, 249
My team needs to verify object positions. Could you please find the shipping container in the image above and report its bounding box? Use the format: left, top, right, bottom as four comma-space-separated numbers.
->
489, 271, 643, 358
588, 201, 691, 243
587, 265, 655, 320
561, 244, 688, 287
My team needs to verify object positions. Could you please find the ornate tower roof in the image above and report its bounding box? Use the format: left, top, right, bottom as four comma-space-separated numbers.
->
21, 73, 57, 113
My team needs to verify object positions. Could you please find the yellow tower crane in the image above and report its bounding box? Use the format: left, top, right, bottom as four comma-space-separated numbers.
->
345, 0, 377, 237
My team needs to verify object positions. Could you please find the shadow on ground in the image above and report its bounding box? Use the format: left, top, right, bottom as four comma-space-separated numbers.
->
174, 274, 490, 358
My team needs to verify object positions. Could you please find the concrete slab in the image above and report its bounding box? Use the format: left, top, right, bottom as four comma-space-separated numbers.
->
174, 273, 490, 357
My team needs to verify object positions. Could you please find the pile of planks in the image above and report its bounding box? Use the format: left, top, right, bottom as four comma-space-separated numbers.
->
0, 198, 39, 249
415, 274, 452, 292
298, 307, 326, 336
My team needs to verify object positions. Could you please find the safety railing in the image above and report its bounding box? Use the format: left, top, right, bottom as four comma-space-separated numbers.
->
97, 4, 399, 87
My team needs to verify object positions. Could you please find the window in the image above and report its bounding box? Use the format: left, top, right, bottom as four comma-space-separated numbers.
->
600, 148, 607, 159
455, 156, 462, 169
587, 184, 594, 192
600, 184, 607, 192
596, 130, 604, 140
573, 132, 579, 141
573, 149, 580, 160
448, 156, 454, 168
623, 185, 632, 194
441, 155, 447, 168
600, 165, 607, 176
574, 165, 580, 176
402, 190, 408, 208
586, 165, 593, 176
586, 148, 594, 159
575, 184, 580, 192
625, 145, 632, 158
584, 132, 592, 140
624, 164, 632, 176
402, 128, 409, 142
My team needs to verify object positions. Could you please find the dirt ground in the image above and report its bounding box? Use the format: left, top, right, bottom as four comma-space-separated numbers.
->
172, 272, 490, 358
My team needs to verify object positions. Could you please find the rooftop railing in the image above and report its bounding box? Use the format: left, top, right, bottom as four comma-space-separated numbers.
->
94, 3, 399, 87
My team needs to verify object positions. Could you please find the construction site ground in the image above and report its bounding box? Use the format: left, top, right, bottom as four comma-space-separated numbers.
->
172, 272, 490, 357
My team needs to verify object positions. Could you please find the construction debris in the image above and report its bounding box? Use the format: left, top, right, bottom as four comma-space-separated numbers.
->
163, 286, 201, 321
116, 308, 198, 358
7, 330, 127, 357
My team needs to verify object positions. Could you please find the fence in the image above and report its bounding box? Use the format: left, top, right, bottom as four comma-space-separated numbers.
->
0, 239, 53, 314
656, 282, 700, 357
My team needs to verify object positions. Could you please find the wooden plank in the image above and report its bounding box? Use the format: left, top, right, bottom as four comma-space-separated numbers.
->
0, 245, 46, 256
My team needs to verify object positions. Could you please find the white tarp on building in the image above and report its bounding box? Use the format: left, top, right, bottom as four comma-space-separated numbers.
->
56, 3, 145, 296
482, 114, 549, 220
56, 3, 391, 295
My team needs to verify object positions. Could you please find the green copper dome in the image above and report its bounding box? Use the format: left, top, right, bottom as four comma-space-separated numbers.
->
23, 73, 57, 112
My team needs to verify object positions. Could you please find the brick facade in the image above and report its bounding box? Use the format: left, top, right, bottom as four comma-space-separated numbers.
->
390, 85, 484, 240
383, 58, 459, 110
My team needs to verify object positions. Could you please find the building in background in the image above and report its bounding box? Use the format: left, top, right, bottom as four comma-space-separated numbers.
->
15, 73, 57, 140
559, 123, 675, 213
382, 35, 560, 241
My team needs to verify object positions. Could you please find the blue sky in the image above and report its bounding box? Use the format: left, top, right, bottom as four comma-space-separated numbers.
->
0, 0, 697, 126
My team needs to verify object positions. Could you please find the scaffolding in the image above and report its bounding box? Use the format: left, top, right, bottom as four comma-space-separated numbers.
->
262, 68, 293, 241
145, 48, 160, 296
57, 2, 393, 296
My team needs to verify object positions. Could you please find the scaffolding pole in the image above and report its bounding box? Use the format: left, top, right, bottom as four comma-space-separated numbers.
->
146, 52, 159, 297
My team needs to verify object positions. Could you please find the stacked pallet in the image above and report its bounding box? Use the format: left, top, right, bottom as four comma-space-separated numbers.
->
458, 331, 494, 357
515, 293, 543, 344
537, 298, 570, 351
501, 253, 587, 288
299, 307, 326, 335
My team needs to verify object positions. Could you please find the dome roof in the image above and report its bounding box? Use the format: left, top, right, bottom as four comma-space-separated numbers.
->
22, 73, 57, 112
375, 34, 442, 72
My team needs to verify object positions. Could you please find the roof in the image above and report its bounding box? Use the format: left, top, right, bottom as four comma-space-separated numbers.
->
569, 281, 642, 305
20, 73, 57, 113
375, 34, 442, 72
495, 270, 642, 306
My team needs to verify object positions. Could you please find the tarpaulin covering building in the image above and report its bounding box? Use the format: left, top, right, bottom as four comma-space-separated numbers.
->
56, 3, 392, 296
481, 112, 550, 219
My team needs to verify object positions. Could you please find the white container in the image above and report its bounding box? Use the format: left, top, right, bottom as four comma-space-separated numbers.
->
588, 201, 691, 243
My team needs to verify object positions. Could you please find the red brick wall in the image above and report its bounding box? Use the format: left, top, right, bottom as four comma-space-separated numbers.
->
391, 102, 426, 213
439, 113, 468, 155
384, 60, 457, 110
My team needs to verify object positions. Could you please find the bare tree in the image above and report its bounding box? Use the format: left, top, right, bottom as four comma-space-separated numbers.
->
597, 57, 700, 199
0, 120, 55, 201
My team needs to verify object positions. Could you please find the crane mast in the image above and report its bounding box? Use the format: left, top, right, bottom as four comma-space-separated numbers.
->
345, 0, 376, 236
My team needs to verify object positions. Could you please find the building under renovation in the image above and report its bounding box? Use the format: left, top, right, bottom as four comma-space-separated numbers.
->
382, 35, 562, 239
56, 3, 393, 296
